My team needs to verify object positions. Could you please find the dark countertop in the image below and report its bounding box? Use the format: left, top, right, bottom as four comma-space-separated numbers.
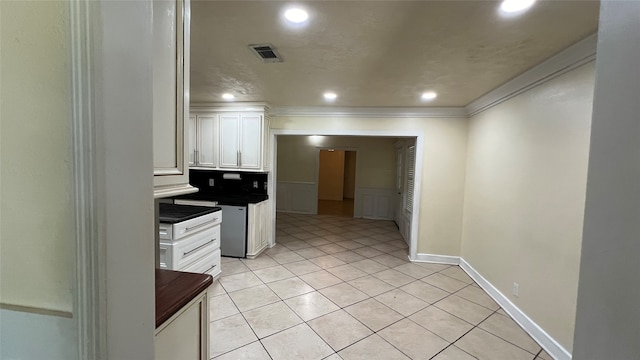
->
158, 203, 221, 223
173, 192, 268, 206
155, 269, 213, 328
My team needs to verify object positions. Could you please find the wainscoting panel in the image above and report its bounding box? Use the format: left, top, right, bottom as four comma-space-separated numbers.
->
354, 187, 396, 220
276, 181, 317, 214
1, 309, 78, 360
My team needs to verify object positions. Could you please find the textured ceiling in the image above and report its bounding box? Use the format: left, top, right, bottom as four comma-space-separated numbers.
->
190, 1, 599, 107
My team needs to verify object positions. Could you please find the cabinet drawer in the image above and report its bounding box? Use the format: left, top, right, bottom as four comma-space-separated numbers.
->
182, 248, 220, 275
159, 225, 220, 270
159, 211, 222, 241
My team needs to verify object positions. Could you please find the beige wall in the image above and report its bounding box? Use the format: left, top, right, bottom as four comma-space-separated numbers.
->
0, 0, 74, 313
277, 135, 398, 189
343, 151, 356, 198
461, 62, 595, 350
272, 118, 468, 255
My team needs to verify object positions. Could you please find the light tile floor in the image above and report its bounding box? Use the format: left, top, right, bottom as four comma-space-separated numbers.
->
209, 213, 553, 360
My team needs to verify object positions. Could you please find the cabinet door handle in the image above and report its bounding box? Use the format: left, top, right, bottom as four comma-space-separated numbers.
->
239, 151, 242, 166
195, 150, 199, 165
183, 239, 215, 257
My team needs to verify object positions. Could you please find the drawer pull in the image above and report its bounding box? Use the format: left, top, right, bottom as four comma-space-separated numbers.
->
183, 240, 215, 257
205, 264, 217, 273
184, 221, 211, 233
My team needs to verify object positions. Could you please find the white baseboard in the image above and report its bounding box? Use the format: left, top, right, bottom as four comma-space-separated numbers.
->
412, 253, 460, 265
459, 258, 571, 360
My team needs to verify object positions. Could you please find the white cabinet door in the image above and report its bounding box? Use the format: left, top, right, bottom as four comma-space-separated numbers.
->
246, 203, 258, 256
188, 116, 196, 166
246, 200, 269, 258
239, 114, 262, 169
261, 200, 271, 248
197, 116, 217, 167
153, 0, 195, 197
155, 292, 209, 360
259, 201, 267, 250
219, 114, 240, 168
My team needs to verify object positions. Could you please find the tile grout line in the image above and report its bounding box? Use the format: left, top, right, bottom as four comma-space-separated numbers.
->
214, 213, 543, 359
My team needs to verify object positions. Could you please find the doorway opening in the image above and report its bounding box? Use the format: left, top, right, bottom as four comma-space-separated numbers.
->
317, 149, 356, 217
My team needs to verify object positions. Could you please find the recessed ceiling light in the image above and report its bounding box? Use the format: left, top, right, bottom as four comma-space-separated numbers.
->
421, 91, 437, 101
284, 8, 309, 23
500, 0, 536, 13
222, 93, 235, 100
323, 92, 337, 101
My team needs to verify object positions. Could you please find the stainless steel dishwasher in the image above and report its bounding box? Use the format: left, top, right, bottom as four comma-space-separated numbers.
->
218, 205, 247, 258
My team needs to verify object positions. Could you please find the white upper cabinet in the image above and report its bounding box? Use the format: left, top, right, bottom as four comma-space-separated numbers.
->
219, 113, 263, 169
197, 116, 217, 167
219, 114, 242, 168
153, 0, 196, 198
239, 114, 262, 169
189, 105, 269, 172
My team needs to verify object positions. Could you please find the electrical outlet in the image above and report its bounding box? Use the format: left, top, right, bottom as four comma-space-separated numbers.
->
208, 178, 215, 187
513, 282, 519, 297
253, 180, 258, 188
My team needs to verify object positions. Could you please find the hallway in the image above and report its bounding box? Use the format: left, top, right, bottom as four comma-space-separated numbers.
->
317, 199, 355, 217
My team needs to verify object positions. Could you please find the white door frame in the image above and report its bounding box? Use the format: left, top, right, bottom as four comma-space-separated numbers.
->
71, 0, 157, 358
70, 1, 104, 358
269, 129, 423, 261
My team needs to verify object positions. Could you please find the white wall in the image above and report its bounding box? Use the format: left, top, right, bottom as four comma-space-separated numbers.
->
461, 62, 595, 351
572, 2, 640, 358
271, 117, 468, 255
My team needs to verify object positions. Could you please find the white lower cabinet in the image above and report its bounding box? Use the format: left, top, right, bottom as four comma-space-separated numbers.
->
155, 291, 209, 360
247, 200, 270, 258
159, 226, 220, 271
159, 211, 222, 278
182, 249, 221, 277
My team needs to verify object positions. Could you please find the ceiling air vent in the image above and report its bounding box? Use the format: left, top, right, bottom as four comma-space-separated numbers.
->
249, 44, 283, 63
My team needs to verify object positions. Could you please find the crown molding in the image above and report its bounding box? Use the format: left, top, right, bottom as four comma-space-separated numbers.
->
270, 106, 467, 118
465, 33, 598, 117
190, 101, 270, 113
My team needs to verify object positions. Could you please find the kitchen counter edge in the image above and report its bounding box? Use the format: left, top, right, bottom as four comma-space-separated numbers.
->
155, 268, 213, 328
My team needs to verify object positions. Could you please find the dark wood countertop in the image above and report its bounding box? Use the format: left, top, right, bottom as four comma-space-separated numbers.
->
156, 269, 213, 328
158, 203, 221, 224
